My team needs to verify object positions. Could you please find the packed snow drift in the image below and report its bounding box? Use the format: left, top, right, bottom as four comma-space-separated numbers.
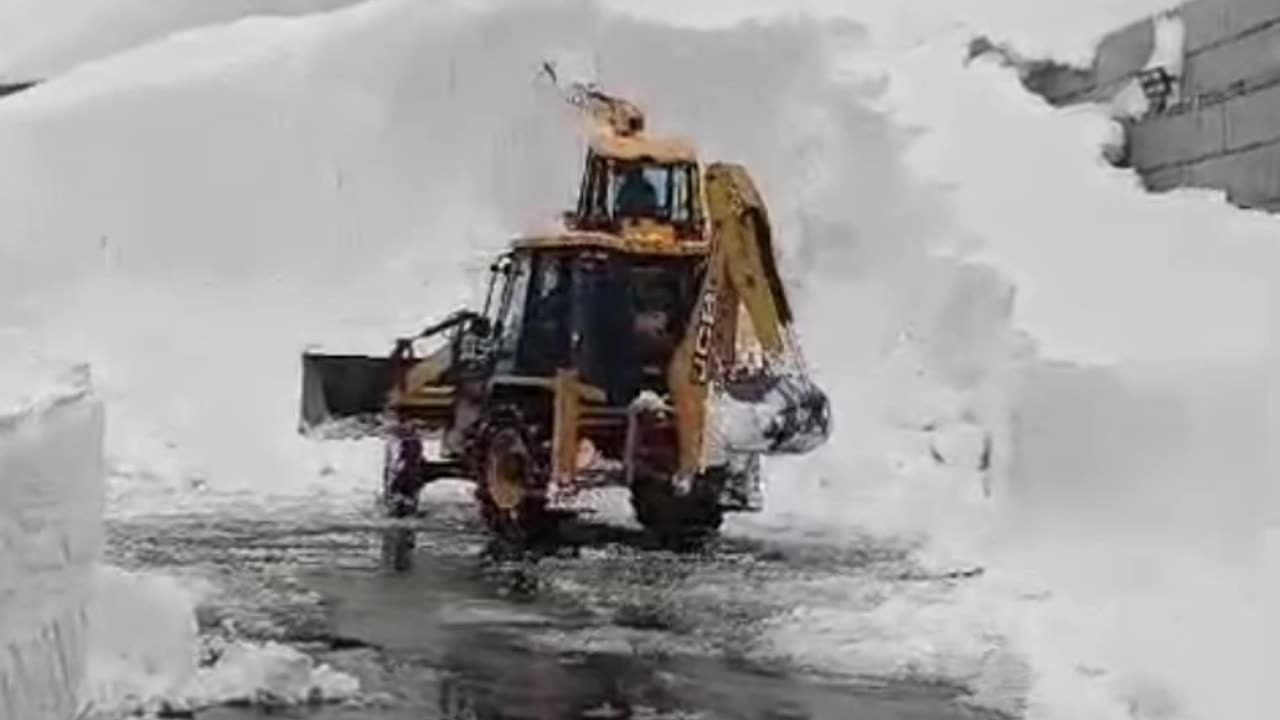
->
0, 362, 102, 720
2, 0, 1275, 719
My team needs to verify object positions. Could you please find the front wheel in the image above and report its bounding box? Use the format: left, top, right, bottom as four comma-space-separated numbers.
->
474, 425, 555, 554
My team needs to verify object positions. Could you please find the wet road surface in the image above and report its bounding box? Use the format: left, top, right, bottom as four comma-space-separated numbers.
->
105, 490, 1007, 720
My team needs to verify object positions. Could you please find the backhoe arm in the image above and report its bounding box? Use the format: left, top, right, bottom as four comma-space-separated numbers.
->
668, 163, 827, 476
706, 163, 794, 360
540, 62, 646, 140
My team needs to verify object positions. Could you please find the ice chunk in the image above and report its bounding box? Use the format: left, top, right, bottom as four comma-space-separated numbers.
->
79, 566, 200, 714
80, 566, 359, 716
184, 641, 359, 709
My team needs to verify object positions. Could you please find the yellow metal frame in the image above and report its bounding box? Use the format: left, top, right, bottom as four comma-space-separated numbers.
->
512, 231, 709, 257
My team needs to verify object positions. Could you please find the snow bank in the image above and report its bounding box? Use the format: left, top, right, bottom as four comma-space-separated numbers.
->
0, 361, 103, 720
600, 0, 1182, 65
871, 35, 1278, 720
694, 5, 1273, 718
736, 28, 1276, 720
0, 0, 509, 510
0, 0, 369, 78
80, 566, 200, 713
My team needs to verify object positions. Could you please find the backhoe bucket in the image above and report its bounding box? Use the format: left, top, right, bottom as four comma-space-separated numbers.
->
299, 352, 396, 438
710, 373, 832, 456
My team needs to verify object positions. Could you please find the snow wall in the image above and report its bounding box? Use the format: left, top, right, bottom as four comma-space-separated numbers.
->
0, 365, 357, 718
0, 0, 369, 79
0, 367, 103, 720
1, 1, 1276, 718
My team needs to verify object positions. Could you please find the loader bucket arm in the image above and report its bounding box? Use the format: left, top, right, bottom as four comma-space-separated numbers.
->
298, 310, 475, 438
668, 162, 830, 475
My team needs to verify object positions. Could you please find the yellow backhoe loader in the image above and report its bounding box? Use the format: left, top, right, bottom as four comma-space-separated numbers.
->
299, 82, 831, 549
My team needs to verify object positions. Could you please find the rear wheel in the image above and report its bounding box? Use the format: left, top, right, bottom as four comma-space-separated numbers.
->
630, 470, 724, 551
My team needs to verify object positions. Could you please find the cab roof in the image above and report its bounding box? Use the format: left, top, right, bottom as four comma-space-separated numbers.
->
511, 231, 709, 256
587, 130, 697, 163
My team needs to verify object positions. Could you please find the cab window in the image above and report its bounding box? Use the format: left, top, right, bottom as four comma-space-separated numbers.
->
610, 164, 671, 218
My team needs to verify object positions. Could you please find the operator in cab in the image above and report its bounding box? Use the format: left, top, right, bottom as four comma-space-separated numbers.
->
615, 166, 660, 216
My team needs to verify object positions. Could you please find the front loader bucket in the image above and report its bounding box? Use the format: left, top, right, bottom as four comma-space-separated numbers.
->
299, 352, 397, 438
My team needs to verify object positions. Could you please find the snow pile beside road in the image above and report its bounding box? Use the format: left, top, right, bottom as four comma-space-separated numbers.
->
726, 8, 1275, 720
0, 0, 367, 78
874, 37, 1278, 720
0, 361, 351, 719
0, 359, 103, 720
80, 566, 200, 712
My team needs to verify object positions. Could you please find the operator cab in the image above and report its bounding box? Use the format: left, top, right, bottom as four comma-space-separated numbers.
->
480, 245, 699, 404
567, 135, 703, 241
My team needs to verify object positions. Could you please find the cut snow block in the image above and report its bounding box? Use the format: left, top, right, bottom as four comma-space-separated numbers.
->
1222, 81, 1280, 151
0, 377, 104, 720
1183, 19, 1280, 97
1128, 102, 1226, 171
1182, 0, 1280, 54
1188, 141, 1280, 205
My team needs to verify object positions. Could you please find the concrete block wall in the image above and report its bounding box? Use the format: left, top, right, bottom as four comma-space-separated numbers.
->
1036, 0, 1280, 210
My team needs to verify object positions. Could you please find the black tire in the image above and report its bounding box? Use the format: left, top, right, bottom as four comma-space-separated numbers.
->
630, 471, 725, 551
478, 494, 556, 560
473, 424, 555, 555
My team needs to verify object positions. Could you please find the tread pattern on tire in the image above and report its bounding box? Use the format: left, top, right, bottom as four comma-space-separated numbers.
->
472, 416, 555, 555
